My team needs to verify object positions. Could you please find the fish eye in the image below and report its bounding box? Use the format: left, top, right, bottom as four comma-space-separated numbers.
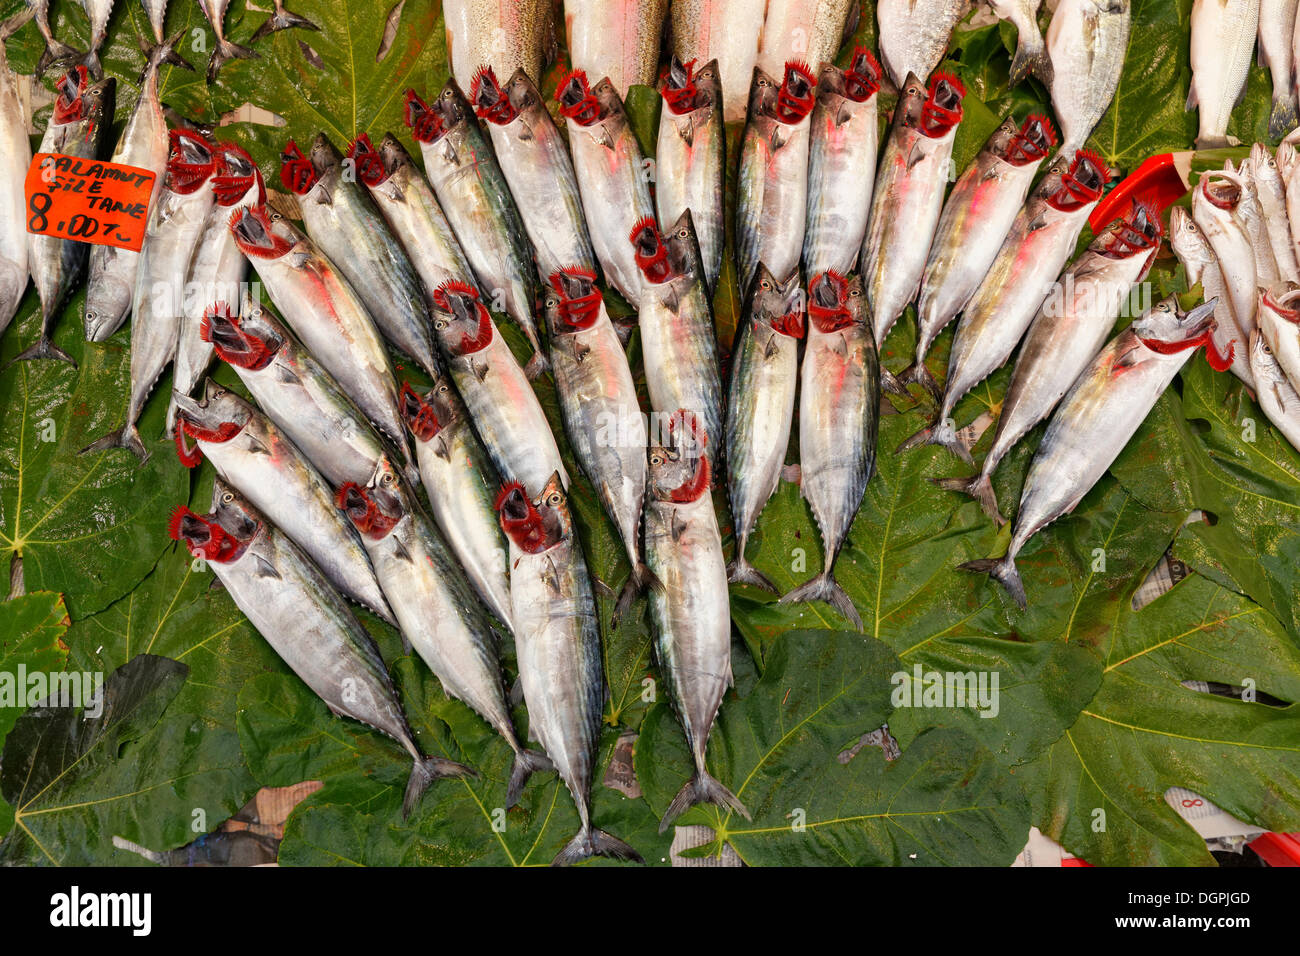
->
548, 492, 563, 506
436, 382, 450, 393
849, 288, 861, 297
382, 472, 395, 484
677, 228, 689, 239
649, 453, 663, 466
760, 279, 772, 291
222, 492, 234, 503
434, 318, 448, 330
545, 296, 558, 308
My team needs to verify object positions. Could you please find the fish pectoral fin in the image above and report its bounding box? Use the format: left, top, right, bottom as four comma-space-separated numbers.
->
542, 555, 562, 595
274, 363, 302, 386
1111, 343, 1144, 375
573, 339, 591, 362
670, 513, 688, 541
676, 116, 695, 147
1185, 85, 1197, 111
251, 554, 282, 579
830, 332, 850, 357
905, 141, 926, 171
588, 126, 615, 150
390, 535, 413, 563
244, 435, 272, 455
433, 434, 452, 461
471, 358, 489, 382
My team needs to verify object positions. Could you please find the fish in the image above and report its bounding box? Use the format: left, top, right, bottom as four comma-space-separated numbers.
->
83, 33, 189, 343
556, 70, 655, 305
725, 265, 803, 592
171, 483, 469, 818
249, 0, 319, 41
140, 0, 167, 44
351, 133, 479, 312
657, 56, 726, 295
281, 133, 440, 379
497, 477, 642, 865
1230, 156, 1280, 285
0, 13, 32, 339
1188, 0, 1257, 150
1047, 0, 1131, 156
1282, 142, 1300, 263
197, 0, 257, 82
801, 48, 882, 281
78, 0, 115, 77
443, 0, 554, 91
81, 129, 213, 463
169, 140, 260, 428
963, 295, 1226, 608
909, 113, 1056, 400
564, 0, 669, 97
1170, 205, 1248, 385
429, 280, 568, 497
780, 270, 877, 629
29, 0, 79, 76
1249, 327, 1300, 449
543, 267, 655, 621
1260, 0, 1299, 138
644, 413, 750, 832
404, 82, 545, 377
170, 379, 396, 625
876, 0, 968, 88
900, 150, 1110, 462
202, 299, 400, 489
990, 0, 1049, 84
469, 66, 596, 284
756, 0, 857, 80
1192, 170, 1260, 367
17, 68, 115, 365
1257, 281, 1300, 389
860, 72, 966, 365
399, 380, 514, 632
1251, 142, 1299, 281
668, 0, 765, 123
227, 204, 414, 467
336, 460, 550, 807
735, 62, 817, 300
940, 203, 1163, 523
634, 212, 726, 471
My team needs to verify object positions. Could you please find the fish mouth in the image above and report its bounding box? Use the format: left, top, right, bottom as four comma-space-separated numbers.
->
202, 303, 280, 369
228, 205, 291, 259
1182, 299, 1219, 340
843, 47, 882, 102
1006, 114, 1056, 165
431, 281, 493, 353
404, 88, 448, 143
496, 482, 553, 552
470, 65, 516, 124
212, 142, 263, 205
1200, 171, 1242, 210
399, 383, 443, 440
808, 271, 854, 332
660, 56, 699, 113
548, 267, 602, 329
167, 129, 218, 193
774, 61, 816, 122
630, 218, 672, 283
52, 65, 89, 122
169, 505, 251, 563
280, 138, 319, 194
1262, 284, 1300, 324
347, 133, 388, 186
556, 69, 601, 124
334, 481, 400, 539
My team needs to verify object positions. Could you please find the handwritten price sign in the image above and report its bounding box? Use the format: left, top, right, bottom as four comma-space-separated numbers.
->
23, 153, 156, 252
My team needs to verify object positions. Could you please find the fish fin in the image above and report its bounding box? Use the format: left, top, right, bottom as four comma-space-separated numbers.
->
79, 425, 149, 464
250, 3, 320, 42
670, 513, 689, 542
905, 140, 926, 170
390, 535, 413, 563
958, 555, 1027, 610
403, 755, 477, 818
471, 357, 489, 382
1008, 31, 1049, 87
675, 115, 695, 147
1196, 133, 1229, 150
251, 554, 282, 579
542, 555, 562, 595
897, 417, 974, 464
552, 827, 644, 866
571, 338, 591, 363
612, 561, 660, 627
35, 37, 81, 78
142, 29, 193, 76
509, 676, 526, 707
900, 361, 943, 403
245, 435, 272, 456
524, 350, 549, 380
658, 771, 751, 833
1185, 85, 1198, 112
1270, 91, 1300, 142
274, 363, 302, 385
880, 366, 909, 397
81, 49, 104, 80
778, 571, 863, 632
207, 38, 260, 84
726, 555, 777, 593
431, 434, 452, 461
505, 749, 553, 808
9, 337, 76, 367
931, 473, 1005, 525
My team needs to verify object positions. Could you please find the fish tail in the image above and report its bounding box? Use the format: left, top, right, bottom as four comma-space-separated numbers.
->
505, 748, 553, 808
207, 37, 260, 84
36, 39, 82, 77
612, 561, 660, 627
79, 424, 150, 464
81, 48, 103, 80
779, 571, 864, 632
1196, 133, 1230, 151
726, 554, 777, 593
552, 826, 644, 866
658, 770, 751, 834
958, 555, 1027, 610
403, 754, 477, 818
523, 349, 550, 381
0, 9, 34, 43
1270, 90, 1300, 142
900, 360, 943, 403
250, 4, 320, 42
896, 416, 974, 464
1008, 30, 1049, 87
144, 29, 194, 76
880, 366, 909, 397
931, 472, 1005, 525
9, 336, 76, 368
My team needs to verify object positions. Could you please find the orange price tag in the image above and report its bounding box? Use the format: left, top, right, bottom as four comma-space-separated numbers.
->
23, 153, 156, 252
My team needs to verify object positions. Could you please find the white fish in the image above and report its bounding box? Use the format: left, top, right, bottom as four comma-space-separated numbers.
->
1189, 0, 1261, 149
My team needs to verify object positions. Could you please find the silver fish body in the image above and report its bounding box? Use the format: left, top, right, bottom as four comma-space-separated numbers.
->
1047, 0, 1131, 156
669, 0, 764, 123
1249, 327, 1300, 449
1189, 0, 1258, 149
1251, 143, 1299, 281
0, 23, 30, 338
876, 0, 967, 87
1232, 156, 1280, 284
1170, 205, 1239, 380
140, 0, 167, 43
990, 0, 1049, 84
1192, 170, 1259, 363
444, 0, 553, 90
1257, 282, 1300, 391
756, 0, 856, 78
564, 0, 669, 96
1260, 0, 1299, 138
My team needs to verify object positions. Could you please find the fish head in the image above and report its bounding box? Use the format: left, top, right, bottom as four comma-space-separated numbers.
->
749, 265, 804, 339
504, 69, 543, 115
335, 458, 407, 541
1260, 281, 1300, 328
201, 300, 284, 371
630, 217, 672, 284
52, 65, 91, 124
747, 66, 780, 118
840, 46, 882, 103
378, 133, 415, 181
346, 133, 389, 188
1167, 205, 1209, 261
431, 280, 494, 356
556, 69, 603, 125
1103, 199, 1164, 259
1250, 142, 1282, 187
1044, 149, 1110, 211
648, 410, 710, 503
229, 204, 295, 260
209, 479, 263, 543
1278, 142, 1298, 182
80, 75, 116, 131
173, 379, 254, 455
212, 142, 265, 206
660, 55, 700, 113
169, 502, 254, 564
496, 476, 569, 553
399, 380, 459, 441
544, 266, 603, 334
807, 270, 864, 333
166, 128, 218, 194
1004, 114, 1056, 166
469, 65, 518, 125
1196, 169, 1244, 214
660, 209, 705, 282
1249, 328, 1285, 384
917, 71, 964, 137
404, 87, 448, 143
591, 77, 627, 120
1134, 295, 1231, 369
774, 61, 816, 124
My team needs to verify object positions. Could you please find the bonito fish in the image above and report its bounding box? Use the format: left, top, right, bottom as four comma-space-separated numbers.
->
963, 296, 1225, 608
400, 381, 513, 632
249, 0, 318, 40
860, 72, 965, 361
756, 0, 857, 80
657, 56, 726, 295
444, 0, 554, 90
1249, 327, 1300, 449
336, 460, 550, 807
644, 414, 750, 831
171, 483, 468, 818
990, 0, 1049, 84
544, 267, 654, 620
198, 0, 257, 83
282, 133, 439, 379
735, 61, 816, 299
876, 0, 968, 88
669, 0, 764, 123
910, 113, 1056, 399
1188, 0, 1257, 150
498, 478, 643, 866
802, 48, 882, 281
780, 270, 877, 630
1047, 0, 1130, 157
1260, 0, 1299, 138
556, 70, 654, 305
469, 66, 596, 283
0, 13, 31, 338
19, 67, 114, 365
564, 0, 668, 96
78, 0, 113, 78
429, 280, 568, 497
725, 266, 803, 592
901, 150, 1109, 461
404, 82, 545, 377
940, 203, 1163, 523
